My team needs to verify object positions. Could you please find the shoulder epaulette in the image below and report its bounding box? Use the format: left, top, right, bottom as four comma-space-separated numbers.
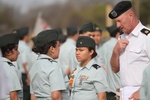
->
92, 64, 101, 69
7, 62, 15, 67
39, 58, 57, 63
141, 28, 150, 36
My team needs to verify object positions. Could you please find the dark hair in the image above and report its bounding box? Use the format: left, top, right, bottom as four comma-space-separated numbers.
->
95, 29, 102, 34
1, 43, 17, 57
110, 28, 120, 37
79, 30, 94, 34
88, 47, 97, 58
58, 34, 67, 44
32, 40, 57, 54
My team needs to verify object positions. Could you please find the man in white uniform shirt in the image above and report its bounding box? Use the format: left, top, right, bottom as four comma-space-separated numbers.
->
58, 26, 79, 74
109, 1, 150, 100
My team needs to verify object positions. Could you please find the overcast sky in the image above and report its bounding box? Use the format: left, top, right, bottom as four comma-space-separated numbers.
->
1, 0, 67, 13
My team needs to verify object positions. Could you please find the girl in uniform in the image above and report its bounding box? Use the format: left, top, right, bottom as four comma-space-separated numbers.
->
29, 30, 69, 100
70, 36, 108, 100
0, 33, 22, 100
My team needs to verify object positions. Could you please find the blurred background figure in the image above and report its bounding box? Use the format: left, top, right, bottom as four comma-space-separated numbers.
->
13, 27, 31, 100
99, 24, 121, 100
56, 28, 67, 46
58, 26, 79, 75
93, 23, 103, 65
58, 34, 67, 46
79, 22, 95, 39
140, 64, 150, 100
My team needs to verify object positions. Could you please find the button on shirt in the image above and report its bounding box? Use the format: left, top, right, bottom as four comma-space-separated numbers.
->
119, 22, 150, 87
29, 54, 67, 99
1, 57, 22, 100
71, 59, 108, 100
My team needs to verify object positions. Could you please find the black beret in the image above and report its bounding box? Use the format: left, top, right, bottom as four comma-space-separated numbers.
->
54, 28, 63, 35
58, 34, 67, 43
79, 22, 94, 34
106, 24, 120, 37
31, 37, 36, 44
35, 29, 58, 47
109, 1, 132, 19
13, 27, 29, 39
67, 26, 78, 37
0, 33, 19, 47
76, 36, 96, 49
93, 24, 102, 33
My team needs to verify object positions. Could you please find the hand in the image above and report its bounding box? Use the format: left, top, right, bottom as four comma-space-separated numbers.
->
114, 39, 129, 53
66, 67, 70, 75
129, 90, 139, 100
26, 78, 30, 86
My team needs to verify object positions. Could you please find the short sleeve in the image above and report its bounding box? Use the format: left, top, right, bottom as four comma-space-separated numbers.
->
9, 67, 22, 92
30, 82, 34, 94
49, 63, 66, 92
146, 35, 150, 59
93, 68, 108, 93
21, 50, 28, 63
98, 46, 105, 66
69, 48, 79, 72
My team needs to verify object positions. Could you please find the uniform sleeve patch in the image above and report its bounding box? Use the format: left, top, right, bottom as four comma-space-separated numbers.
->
141, 28, 150, 36
92, 64, 101, 69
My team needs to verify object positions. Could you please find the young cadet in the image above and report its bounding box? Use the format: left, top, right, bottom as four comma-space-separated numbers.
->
58, 26, 79, 74
79, 22, 95, 39
70, 36, 108, 100
13, 27, 31, 100
93, 23, 102, 47
93, 23, 103, 65
29, 30, 69, 100
99, 24, 121, 100
0, 33, 22, 100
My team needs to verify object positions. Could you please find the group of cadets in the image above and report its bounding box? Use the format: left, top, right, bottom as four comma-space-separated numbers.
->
1, 1, 150, 100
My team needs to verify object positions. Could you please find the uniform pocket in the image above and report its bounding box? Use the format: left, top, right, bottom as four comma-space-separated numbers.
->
82, 80, 94, 90
128, 47, 141, 53
128, 47, 142, 64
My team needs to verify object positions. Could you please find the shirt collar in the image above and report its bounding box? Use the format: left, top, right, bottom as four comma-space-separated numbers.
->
80, 59, 96, 70
1, 57, 15, 66
131, 22, 143, 37
19, 40, 26, 44
38, 54, 53, 60
1, 57, 11, 63
66, 38, 76, 45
